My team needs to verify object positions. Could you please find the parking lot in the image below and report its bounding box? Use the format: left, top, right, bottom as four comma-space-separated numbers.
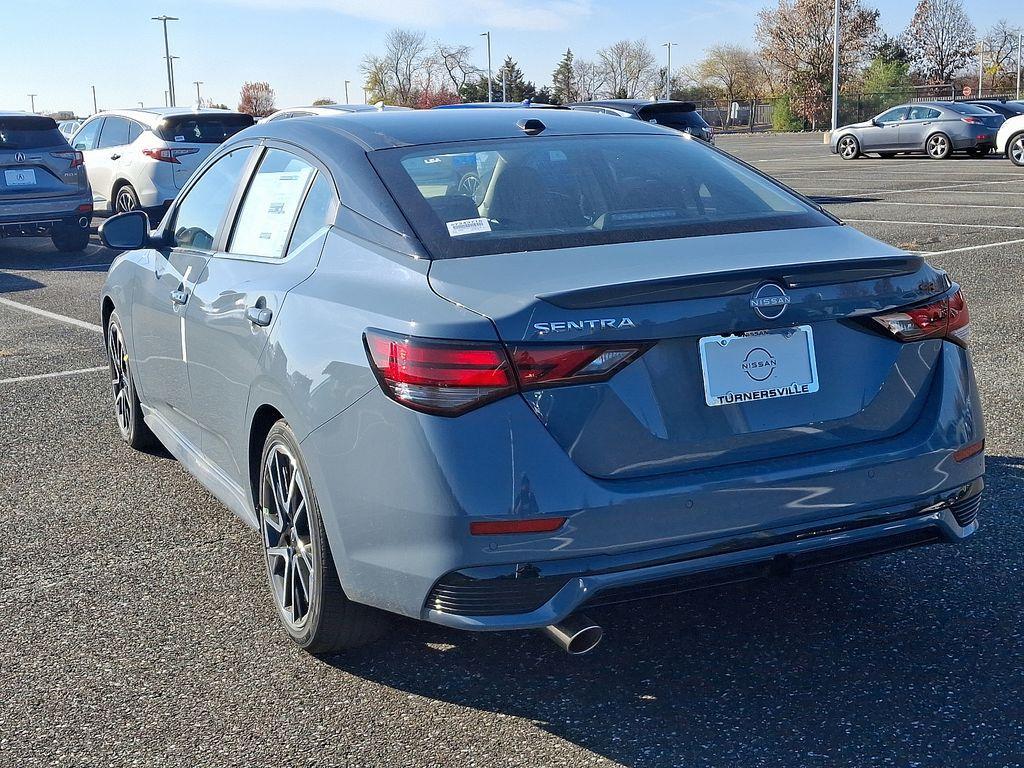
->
1, 132, 1021, 767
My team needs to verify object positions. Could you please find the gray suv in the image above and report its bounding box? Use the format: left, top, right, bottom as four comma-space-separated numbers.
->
1, 112, 93, 251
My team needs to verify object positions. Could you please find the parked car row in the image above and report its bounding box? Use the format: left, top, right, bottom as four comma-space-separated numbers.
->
831, 98, 1024, 164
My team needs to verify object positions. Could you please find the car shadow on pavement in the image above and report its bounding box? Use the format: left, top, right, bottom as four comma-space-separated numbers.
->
0, 271, 45, 294
326, 454, 1023, 767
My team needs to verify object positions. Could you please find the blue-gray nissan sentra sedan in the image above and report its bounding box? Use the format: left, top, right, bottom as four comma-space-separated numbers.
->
98, 109, 984, 655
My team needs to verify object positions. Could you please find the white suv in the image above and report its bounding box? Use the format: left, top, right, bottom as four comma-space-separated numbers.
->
70, 108, 254, 221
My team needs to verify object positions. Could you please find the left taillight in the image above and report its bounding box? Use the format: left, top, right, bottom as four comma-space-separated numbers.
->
870, 289, 971, 347
50, 150, 84, 168
142, 147, 200, 164
364, 330, 649, 415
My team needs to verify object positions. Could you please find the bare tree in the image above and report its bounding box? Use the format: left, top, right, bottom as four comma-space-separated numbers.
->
572, 58, 606, 100
361, 28, 430, 106
756, 0, 880, 127
980, 20, 1022, 91
696, 45, 763, 103
902, 0, 976, 84
237, 81, 276, 117
435, 43, 481, 94
596, 40, 658, 98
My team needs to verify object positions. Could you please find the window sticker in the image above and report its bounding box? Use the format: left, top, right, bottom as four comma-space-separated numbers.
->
446, 217, 492, 237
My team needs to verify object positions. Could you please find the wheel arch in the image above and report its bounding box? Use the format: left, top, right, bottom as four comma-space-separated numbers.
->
1005, 131, 1024, 158
101, 295, 115, 333
248, 403, 285, 510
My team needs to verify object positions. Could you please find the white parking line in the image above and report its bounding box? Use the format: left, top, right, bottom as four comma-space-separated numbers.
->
834, 200, 1024, 211
845, 218, 1024, 230
925, 237, 1024, 256
0, 366, 107, 385
0, 296, 103, 333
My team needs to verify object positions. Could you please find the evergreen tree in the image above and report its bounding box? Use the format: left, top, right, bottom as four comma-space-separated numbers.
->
551, 49, 576, 104
500, 56, 537, 102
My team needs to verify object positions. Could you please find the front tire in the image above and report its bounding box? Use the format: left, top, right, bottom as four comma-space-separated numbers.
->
837, 135, 860, 160
259, 421, 390, 654
106, 310, 157, 450
1008, 134, 1024, 166
51, 223, 89, 252
926, 133, 952, 159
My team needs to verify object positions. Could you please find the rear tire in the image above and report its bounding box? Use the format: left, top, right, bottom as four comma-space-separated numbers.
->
50, 223, 89, 252
113, 183, 141, 215
1008, 134, 1024, 166
106, 310, 157, 450
259, 421, 390, 654
837, 135, 860, 160
926, 133, 952, 159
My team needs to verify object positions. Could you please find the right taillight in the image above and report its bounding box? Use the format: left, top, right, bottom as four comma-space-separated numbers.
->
142, 147, 200, 164
364, 330, 648, 415
871, 289, 971, 347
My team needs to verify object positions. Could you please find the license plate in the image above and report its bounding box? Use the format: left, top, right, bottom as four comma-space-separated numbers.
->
4, 169, 36, 186
698, 325, 819, 407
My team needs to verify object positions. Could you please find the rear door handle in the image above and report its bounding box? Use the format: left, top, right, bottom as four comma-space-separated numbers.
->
246, 306, 273, 327
170, 289, 188, 306
110, 153, 121, 160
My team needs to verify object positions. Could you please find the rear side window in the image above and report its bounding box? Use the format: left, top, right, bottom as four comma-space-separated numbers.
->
0, 116, 67, 149
171, 147, 251, 250
371, 134, 832, 259
155, 114, 254, 144
228, 149, 317, 258
908, 106, 941, 120
71, 119, 101, 151
97, 116, 131, 148
128, 121, 144, 143
287, 174, 336, 255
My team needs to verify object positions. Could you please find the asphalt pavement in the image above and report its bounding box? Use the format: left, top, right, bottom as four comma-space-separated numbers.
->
0, 133, 1021, 768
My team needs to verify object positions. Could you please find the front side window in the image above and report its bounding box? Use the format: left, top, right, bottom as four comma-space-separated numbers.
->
228, 149, 317, 258
171, 147, 251, 250
72, 119, 102, 151
908, 106, 940, 121
370, 134, 832, 259
97, 116, 131, 149
876, 107, 908, 123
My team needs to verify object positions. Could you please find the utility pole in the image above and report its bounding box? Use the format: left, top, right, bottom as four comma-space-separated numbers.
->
1017, 30, 1022, 101
501, 67, 507, 102
193, 80, 203, 106
344, 80, 351, 104
978, 40, 985, 98
662, 42, 676, 100
170, 56, 180, 107
91, 85, 98, 114
28, 94, 37, 113
164, 90, 169, 107
830, 0, 840, 133
481, 31, 492, 102
152, 15, 179, 107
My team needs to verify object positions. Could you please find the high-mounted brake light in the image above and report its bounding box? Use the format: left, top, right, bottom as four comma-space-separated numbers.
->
142, 147, 200, 164
364, 330, 649, 415
871, 289, 970, 347
50, 150, 84, 168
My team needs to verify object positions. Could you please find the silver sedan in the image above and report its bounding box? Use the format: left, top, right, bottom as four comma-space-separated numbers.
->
831, 102, 1004, 160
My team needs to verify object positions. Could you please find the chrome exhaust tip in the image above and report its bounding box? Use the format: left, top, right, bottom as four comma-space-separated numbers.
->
78, 216, 90, 228
541, 613, 603, 655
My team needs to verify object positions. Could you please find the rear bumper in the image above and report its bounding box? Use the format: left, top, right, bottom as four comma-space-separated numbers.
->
0, 194, 92, 230
425, 478, 982, 630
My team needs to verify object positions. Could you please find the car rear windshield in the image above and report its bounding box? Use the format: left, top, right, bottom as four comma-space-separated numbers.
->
946, 103, 993, 116
636, 105, 710, 131
369, 133, 832, 259
0, 116, 67, 150
154, 114, 254, 143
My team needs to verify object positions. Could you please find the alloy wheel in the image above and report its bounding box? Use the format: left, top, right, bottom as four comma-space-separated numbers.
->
838, 137, 858, 159
115, 188, 137, 213
927, 135, 949, 158
261, 443, 315, 630
107, 322, 132, 438
1011, 137, 1024, 166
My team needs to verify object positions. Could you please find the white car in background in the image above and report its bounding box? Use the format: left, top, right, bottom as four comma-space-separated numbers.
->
57, 119, 82, 139
70, 107, 254, 221
261, 103, 410, 123
996, 115, 1024, 166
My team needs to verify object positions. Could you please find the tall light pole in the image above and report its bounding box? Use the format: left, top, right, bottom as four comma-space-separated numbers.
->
662, 42, 676, 100
91, 85, 98, 114
501, 65, 507, 102
344, 80, 351, 104
830, 0, 840, 132
28, 94, 37, 113
152, 15, 179, 107
193, 80, 203, 106
481, 31, 492, 102
1017, 30, 1022, 100
978, 40, 985, 98
169, 56, 180, 107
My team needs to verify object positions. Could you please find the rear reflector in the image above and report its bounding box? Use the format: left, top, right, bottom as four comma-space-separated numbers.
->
953, 440, 984, 462
364, 330, 650, 415
871, 289, 970, 347
142, 147, 200, 164
470, 517, 566, 535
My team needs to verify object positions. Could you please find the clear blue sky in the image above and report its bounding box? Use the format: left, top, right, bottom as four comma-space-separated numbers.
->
1, 0, 1012, 115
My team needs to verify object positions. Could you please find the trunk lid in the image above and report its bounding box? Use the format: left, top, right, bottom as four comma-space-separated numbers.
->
428, 226, 950, 479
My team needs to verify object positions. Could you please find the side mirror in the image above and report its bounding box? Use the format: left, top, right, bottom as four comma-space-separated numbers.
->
99, 211, 150, 250
871, 118, 881, 127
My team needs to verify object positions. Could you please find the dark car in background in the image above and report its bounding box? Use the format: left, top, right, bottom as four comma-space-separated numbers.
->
0, 112, 93, 251
569, 100, 715, 143
831, 101, 1004, 159
965, 99, 1024, 119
